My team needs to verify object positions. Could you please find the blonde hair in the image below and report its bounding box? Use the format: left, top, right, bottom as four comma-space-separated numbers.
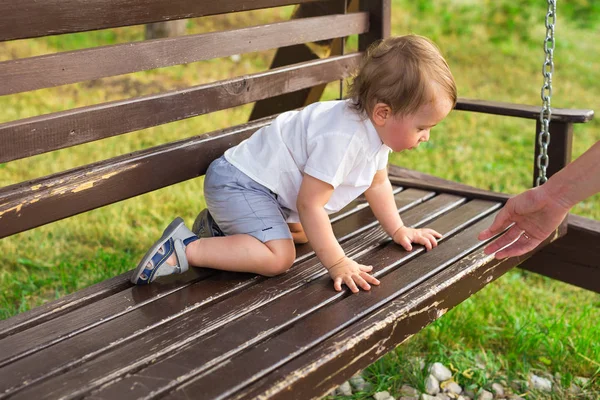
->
348, 34, 457, 117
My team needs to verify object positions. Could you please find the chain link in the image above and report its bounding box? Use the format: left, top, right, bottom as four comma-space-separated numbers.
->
536, 0, 556, 186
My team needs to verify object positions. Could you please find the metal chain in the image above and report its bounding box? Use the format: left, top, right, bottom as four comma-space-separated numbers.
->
536, 0, 557, 186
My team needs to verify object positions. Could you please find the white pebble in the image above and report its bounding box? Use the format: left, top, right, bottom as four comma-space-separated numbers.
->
491, 382, 504, 397
425, 375, 441, 395
373, 391, 393, 400
575, 376, 589, 387
429, 363, 453, 381
442, 381, 462, 395
477, 389, 493, 400
350, 375, 370, 391
529, 374, 552, 392
338, 381, 352, 396
400, 385, 419, 396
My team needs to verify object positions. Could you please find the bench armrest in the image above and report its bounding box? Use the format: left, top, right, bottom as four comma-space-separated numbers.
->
455, 98, 594, 123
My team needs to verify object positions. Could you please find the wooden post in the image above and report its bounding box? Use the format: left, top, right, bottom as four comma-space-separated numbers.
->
358, 0, 391, 51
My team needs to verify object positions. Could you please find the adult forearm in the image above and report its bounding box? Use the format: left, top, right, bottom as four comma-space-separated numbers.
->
364, 179, 403, 236
544, 141, 600, 209
298, 204, 345, 268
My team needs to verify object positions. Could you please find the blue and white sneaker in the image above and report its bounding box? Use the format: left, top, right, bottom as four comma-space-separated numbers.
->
131, 217, 198, 285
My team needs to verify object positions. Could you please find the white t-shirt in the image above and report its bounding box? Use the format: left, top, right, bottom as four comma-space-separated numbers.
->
224, 100, 391, 223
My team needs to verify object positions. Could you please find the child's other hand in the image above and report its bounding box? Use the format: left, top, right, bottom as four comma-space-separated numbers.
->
393, 226, 442, 252
327, 257, 380, 293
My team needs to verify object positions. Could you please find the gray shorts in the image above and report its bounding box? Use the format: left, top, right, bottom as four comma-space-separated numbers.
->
204, 156, 293, 243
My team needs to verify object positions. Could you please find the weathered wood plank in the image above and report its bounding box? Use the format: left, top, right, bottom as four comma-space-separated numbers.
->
0, 272, 131, 339
0, 188, 411, 367
0, 13, 368, 96
0, 187, 412, 343
0, 117, 267, 239
161, 209, 501, 399
0, 188, 445, 396
232, 228, 566, 400
0, 53, 360, 164
455, 98, 594, 123
6, 195, 471, 399
0, 0, 326, 41
0, 187, 406, 364
388, 175, 511, 202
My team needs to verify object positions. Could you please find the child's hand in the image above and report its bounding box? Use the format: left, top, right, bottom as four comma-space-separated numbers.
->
326, 257, 380, 293
393, 226, 442, 251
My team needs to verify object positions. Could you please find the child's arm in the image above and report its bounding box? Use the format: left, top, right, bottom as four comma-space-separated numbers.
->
364, 168, 441, 251
297, 174, 380, 293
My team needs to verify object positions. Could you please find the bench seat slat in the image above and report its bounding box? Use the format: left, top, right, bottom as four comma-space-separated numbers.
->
0, 53, 360, 164
0, 188, 448, 396
100, 204, 501, 399
0, 0, 326, 41
234, 246, 526, 400
0, 186, 406, 340
5, 193, 469, 399
0, 186, 410, 368
0, 13, 368, 96
0, 271, 131, 340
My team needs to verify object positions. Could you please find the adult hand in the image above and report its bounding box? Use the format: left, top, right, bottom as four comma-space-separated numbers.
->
478, 185, 570, 259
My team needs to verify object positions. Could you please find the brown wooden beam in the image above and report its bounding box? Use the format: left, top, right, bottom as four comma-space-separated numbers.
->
520, 214, 600, 294
1, 54, 360, 164
0, 0, 325, 41
0, 13, 369, 96
455, 98, 594, 123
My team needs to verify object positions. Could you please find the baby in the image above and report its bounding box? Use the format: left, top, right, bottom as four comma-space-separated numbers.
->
132, 34, 457, 293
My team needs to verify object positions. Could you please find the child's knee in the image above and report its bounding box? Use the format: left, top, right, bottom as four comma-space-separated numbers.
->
263, 258, 293, 277
263, 240, 295, 277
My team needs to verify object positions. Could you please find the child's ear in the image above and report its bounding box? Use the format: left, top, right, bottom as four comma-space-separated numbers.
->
371, 103, 391, 126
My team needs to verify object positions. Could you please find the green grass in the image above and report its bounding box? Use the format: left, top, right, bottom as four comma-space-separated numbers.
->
0, 1, 599, 398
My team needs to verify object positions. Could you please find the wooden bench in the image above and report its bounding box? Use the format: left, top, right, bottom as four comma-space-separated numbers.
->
0, 1, 597, 399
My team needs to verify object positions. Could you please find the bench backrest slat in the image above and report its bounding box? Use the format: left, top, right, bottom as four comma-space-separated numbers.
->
0, 0, 391, 240
0, 13, 368, 96
0, 0, 325, 41
0, 54, 360, 164
0, 117, 274, 239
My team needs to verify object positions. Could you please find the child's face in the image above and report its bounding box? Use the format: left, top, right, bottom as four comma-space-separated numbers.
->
372, 96, 453, 152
